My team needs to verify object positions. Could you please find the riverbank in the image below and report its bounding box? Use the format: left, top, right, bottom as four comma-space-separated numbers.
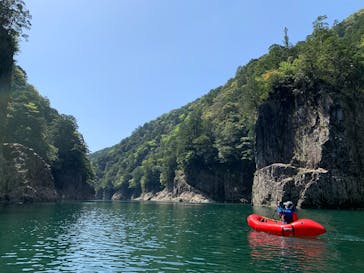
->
134, 189, 212, 203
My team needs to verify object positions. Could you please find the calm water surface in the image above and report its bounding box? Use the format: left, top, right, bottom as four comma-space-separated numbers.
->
0, 201, 363, 272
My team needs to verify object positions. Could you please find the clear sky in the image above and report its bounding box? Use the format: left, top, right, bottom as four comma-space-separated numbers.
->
16, 0, 364, 152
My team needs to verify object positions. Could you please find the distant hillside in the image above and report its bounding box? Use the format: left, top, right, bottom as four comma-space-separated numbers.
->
91, 9, 364, 207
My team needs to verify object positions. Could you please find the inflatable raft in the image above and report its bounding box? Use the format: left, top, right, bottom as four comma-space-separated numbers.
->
247, 214, 326, 237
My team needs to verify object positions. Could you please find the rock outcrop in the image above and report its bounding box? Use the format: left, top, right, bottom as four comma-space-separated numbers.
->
253, 84, 364, 208
132, 170, 212, 203
0, 143, 58, 203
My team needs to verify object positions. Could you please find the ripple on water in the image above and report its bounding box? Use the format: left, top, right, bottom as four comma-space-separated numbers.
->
1, 202, 364, 272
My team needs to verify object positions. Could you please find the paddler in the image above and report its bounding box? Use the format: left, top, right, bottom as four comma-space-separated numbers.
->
277, 201, 298, 224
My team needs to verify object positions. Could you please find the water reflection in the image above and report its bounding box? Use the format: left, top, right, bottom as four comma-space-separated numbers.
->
2, 202, 361, 272
248, 231, 331, 272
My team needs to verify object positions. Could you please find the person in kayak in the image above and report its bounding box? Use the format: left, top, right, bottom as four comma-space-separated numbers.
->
277, 201, 298, 224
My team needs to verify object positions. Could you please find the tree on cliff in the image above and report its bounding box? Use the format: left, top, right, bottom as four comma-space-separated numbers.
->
0, 0, 31, 188
0, 0, 31, 95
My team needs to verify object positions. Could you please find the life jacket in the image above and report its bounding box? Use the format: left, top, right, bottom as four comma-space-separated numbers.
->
282, 209, 297, 223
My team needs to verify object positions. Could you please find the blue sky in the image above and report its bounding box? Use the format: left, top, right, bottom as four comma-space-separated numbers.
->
16, 1, 364, 152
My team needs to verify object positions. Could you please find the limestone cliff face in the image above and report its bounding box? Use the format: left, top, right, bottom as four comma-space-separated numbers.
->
253, 84, 364, 208
0, 143, 58, 203
0, 143, 95, 203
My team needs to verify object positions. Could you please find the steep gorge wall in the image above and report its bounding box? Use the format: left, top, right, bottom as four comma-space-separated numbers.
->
0, 143, 57, 203
184, 161, 255, 202
0, 143, 95, 203
253, 84, 364, 208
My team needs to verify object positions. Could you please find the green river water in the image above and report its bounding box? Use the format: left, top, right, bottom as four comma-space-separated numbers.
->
0, 201, 363, 272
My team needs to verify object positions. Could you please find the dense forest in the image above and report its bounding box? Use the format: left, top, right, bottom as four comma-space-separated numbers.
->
91, 9, 364, 202
0, 1, 94, 201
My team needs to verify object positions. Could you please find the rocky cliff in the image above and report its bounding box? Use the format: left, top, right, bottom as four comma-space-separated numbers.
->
0, 143, 95, 203
252, 83, 364, 208
0, 143, 58, 203
184, 162, 254, 203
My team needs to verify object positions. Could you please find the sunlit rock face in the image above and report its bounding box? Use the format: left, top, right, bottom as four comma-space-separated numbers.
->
253, 84, 364, 209
0, 143, 57, 203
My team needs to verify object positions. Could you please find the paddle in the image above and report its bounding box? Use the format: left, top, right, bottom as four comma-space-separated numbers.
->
271, 200, 281, 220
271, 208, 277, 219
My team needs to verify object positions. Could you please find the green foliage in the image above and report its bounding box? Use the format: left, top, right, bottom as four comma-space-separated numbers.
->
6, 71, 54, 160
0, 0, 31, 77
0, 0, 31, 39
91, 10, 364, 199
4, 67, 94, 190
0, 1, 31, 160
48, 114, 94, 184
91, 106, 192, 192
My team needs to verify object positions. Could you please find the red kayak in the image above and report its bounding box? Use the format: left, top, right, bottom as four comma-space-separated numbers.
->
247, 214, 326, 237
